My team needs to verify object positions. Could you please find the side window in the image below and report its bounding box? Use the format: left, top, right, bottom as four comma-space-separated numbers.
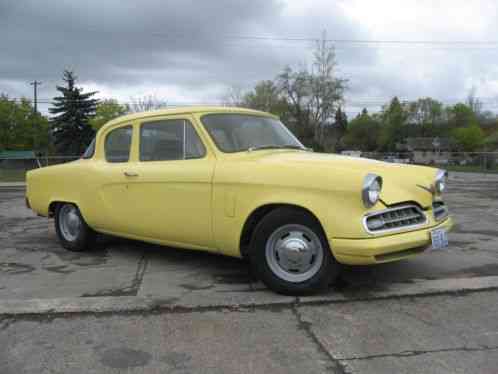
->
185, 122, 206, 159
140, 119, 206, 161
82, 138, 96, 159
105, 126, 132, 163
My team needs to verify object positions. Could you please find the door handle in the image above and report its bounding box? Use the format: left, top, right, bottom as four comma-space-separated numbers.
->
124, 171, 139, 177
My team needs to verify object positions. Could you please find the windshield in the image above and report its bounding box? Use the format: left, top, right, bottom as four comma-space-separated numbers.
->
201, 113, 305, 153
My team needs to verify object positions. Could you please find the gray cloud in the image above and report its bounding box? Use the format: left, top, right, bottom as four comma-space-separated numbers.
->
2, 1, 280, 82
1, 0, 497, 114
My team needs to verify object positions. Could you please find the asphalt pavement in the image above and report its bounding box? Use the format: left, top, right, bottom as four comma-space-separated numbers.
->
1, 172, 497, 373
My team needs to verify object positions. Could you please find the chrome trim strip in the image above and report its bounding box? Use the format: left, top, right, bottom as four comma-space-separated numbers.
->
362, 204, 428, 235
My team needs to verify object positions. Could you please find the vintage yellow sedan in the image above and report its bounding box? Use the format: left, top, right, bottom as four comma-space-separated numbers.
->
26, 107, 453, 294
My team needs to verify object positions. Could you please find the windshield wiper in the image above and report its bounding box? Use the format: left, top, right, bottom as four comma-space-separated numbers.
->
247, 144, 311, 152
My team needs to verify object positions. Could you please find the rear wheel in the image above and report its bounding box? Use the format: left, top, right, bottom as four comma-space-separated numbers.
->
249, 207, 340, 295
55, 203, 96, 251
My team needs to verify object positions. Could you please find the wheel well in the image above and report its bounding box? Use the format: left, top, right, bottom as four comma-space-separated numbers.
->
48, 201, 60, 217
239, 203, 323, 258
48, 201, 74, 218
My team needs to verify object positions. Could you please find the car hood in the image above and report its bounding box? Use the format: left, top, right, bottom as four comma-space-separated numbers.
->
250, 151, 439, 208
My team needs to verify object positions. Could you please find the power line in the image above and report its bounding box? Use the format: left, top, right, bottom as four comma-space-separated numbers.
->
66, 27, 498, 46
222, 35, 498, 46
12, 24, 498, 49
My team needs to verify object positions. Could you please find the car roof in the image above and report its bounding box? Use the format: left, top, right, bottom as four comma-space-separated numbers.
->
101, 106, 277, 132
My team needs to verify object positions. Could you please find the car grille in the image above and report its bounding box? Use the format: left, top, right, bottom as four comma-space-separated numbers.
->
433, 201, 448, 221
364, 205, 427, 233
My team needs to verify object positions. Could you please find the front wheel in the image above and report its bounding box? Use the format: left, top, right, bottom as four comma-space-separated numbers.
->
55, 203, 96, 251
249, 208, 340, 295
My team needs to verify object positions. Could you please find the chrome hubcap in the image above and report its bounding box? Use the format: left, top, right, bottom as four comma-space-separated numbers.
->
265, 224, 324, 283
59, 205, 81, 242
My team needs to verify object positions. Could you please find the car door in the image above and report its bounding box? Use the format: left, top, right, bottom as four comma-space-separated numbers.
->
125, 115, 215, 250
94, 123, 140, 233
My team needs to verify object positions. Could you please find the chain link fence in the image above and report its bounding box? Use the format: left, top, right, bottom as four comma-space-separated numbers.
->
1, 152, 497, 183
0, 156, 79, 182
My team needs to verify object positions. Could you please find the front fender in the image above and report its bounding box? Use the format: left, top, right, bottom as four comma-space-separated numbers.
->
212, 182, 375, 258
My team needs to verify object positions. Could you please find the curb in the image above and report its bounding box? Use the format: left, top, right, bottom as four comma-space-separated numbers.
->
1, 276, 498, 316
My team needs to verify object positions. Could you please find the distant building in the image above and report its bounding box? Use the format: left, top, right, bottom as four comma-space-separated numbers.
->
396, 137, 453, 165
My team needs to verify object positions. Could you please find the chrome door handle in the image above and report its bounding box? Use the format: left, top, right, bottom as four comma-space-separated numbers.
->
124, 171, 139, 177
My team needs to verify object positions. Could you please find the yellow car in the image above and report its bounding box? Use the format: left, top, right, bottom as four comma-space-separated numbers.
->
26, 107, 453, 295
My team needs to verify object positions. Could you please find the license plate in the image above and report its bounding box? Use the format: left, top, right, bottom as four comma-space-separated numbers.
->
431, 229, 448, 250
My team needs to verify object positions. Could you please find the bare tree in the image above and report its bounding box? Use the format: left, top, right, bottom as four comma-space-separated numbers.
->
127, 95, 168, 113
277, 31, 347, 149
310, 31, 347, 145
466, 86, 483, 115
221, 85, 247, 107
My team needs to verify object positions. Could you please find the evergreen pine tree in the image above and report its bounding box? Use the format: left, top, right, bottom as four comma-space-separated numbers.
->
50, 70, 98, 155
334, 106, 348, 151
334, 107, 348, 134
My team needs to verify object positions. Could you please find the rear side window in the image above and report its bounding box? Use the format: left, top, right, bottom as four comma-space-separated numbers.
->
139, 119, 205, 161
82, 138, 96, 159
105, 126, 132, 163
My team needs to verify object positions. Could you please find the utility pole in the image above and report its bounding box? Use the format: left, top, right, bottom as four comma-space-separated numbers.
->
30, 80, 42, 113
29, 80, 43, 160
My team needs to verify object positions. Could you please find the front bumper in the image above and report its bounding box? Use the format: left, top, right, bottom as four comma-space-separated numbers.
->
332, 216, 453, 265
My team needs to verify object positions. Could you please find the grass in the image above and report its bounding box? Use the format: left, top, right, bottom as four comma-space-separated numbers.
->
0, 169, 27, 182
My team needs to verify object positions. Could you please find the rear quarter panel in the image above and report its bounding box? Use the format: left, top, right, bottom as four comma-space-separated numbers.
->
26, 160, 101, 224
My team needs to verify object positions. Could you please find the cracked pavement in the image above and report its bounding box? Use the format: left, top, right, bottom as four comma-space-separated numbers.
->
1, 172, 498, 373
2, 292, 498, 373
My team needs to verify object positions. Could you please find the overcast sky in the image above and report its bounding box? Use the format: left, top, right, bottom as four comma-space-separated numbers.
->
2, 0, 498, 116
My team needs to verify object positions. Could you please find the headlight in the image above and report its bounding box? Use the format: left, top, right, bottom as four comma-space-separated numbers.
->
435, 169, 448, 194
362, 174, 383, 208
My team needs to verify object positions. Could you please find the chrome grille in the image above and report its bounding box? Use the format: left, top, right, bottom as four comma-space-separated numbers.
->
433, 201, 448, 221
364, 205, 426, 233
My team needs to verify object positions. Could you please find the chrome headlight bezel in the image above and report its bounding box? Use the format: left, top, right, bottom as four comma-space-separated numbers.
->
435, 169, 448, 194
362, 173, 383, 208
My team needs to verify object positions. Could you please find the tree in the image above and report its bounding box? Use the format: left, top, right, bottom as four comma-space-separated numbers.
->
0, 95, 49, 151
89, 99, 128, 130
241, 80, 289, 120
222, 86, 246, 107
310, 34, 347, 145
447, 103, 475, 128
406, 97, 444, 135
484, 130, 498, 150
331, 106, 348, 151
277, 32, 347, 149
277, 67, 313, 144
342, 109, 381, 151
466, 87, 483, 115
128, 95, 167, 113
378, 97, 408, 151
452, 123, 485, 152
50, 70, 98, 155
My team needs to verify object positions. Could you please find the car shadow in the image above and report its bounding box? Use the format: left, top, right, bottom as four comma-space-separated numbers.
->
99, 234, 434, 296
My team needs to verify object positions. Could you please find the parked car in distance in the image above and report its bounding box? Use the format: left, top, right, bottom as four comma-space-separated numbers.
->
26, 107, 453, 295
